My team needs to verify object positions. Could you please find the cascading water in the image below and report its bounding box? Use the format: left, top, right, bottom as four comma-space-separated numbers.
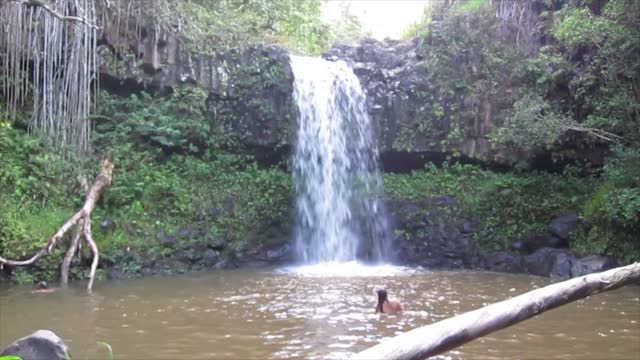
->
290, 55, 392, 264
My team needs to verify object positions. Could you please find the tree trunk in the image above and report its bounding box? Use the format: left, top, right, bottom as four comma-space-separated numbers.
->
353, 262, 640, 360
0, 159, 114, 291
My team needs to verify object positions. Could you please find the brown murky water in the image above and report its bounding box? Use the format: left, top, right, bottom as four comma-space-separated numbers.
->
1, 266, 639, 359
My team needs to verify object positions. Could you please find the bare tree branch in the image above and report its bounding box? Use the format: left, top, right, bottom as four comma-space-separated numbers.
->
0, 159, 114, 291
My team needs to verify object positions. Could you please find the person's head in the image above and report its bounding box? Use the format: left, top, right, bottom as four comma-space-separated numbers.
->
376, 289, 388, 313
36, 281, 48, 290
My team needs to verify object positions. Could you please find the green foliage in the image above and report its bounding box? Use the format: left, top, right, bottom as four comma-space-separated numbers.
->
142, 0, 332, 55
492, 93, 574, 151
95, 88, 211, 155
393, 0, 531, 155
9, 270, 34, 286
1, 89, 293, 282
89, 148, 292, 269
0, 356, 23, 360
403, 0, 640, 159
327, 2, 367, 44
0, 123, 83, 209
92, 89, 293, 266
401, 6, 432, 39
574, 147, 640, 262
385, 162, 593, 250
551, 0, 640, 140
0, 121, 83, 282
456, 0, 490, 14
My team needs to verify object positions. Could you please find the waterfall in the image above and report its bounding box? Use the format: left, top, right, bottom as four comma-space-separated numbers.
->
290, 56, 391, 264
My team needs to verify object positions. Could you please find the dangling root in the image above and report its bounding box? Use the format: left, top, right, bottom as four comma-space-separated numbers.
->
0, 159, 114, 292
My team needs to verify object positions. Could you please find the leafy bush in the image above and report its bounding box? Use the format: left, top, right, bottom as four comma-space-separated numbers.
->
456, 0, 490, 14
95, 88, 212, 155
125, 0, 333, 55
385, 162, 593, 250
574, 147, 640, 262
0, 124, 83, 282
492, 93, 574, 152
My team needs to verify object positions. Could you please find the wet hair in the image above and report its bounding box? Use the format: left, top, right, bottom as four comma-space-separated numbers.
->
36, 281, 49, 290
376, 289, 388, 313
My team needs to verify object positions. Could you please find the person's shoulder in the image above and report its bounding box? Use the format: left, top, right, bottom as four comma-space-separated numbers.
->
389, 299, 403, 311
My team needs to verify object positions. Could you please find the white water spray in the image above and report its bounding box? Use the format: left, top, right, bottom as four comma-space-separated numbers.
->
290, 56, 391, 264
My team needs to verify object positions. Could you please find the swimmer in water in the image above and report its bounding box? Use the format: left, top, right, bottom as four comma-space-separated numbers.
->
375, 288, 403, 314
32, 281, 55, 294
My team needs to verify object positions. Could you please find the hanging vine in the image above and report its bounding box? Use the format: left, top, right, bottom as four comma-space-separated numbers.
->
1, 0, 98, 152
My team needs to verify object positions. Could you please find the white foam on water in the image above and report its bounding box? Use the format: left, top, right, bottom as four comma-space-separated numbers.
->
278, 261, 419, 277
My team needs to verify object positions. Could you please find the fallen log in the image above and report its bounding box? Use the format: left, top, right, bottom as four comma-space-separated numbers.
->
353, 262, 640, 360
0, 159, 114, 291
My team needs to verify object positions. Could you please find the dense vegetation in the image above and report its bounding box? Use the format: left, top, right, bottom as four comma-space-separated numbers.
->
392, 0, 639, 261
98, 0, 362, 56
0, 88, 293, 283
0, 0, 638, 284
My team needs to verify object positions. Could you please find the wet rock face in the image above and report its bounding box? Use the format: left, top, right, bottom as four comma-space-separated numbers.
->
548, 213, 582, 241
98, 31, 295, 158
97, 24, 232, 93
511, 233, 568, 254
97, 26, 505, 167
388, 198, 483, 270
388, 197, 619, 279
206, 46, 295, 150
1, 330, 69, 360
484, 251, 526, 274
323, 38, 502, 165
481, 247, 619, 279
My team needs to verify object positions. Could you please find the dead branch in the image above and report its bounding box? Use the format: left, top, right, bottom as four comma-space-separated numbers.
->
563, 125, 630, 143
0, 159, 114, 291
353, 262, 640, 360
60, 222, 82, 286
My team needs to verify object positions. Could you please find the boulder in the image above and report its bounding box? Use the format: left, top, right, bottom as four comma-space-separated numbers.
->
207, 239, 226, 251
484, 251, 525, 273
1, 330, 69, 360
202, 249, 221, 267
571, 255, 618, 277
548, 213, 582, 240
511, 233, 568, 254
461, 221, 473, 234
178, 249, 203, 264
157, 230, 176, 246
389, 198, 481, 270
524, 247, 577, 278
106, 266, 125, 280
266, 243, 292, 262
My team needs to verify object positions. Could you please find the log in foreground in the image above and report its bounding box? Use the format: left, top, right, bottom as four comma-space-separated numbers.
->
0, 159, 114, 291
353, 262, 640, 360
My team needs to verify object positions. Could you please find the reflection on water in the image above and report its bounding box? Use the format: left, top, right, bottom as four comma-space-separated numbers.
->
1, 269, 639, 359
